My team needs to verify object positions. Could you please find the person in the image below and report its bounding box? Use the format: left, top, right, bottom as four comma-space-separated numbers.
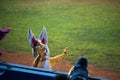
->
0, 27, 11, 40
68, 57, 88, 80
53, 56, 88, 80
0, 27, 11, 56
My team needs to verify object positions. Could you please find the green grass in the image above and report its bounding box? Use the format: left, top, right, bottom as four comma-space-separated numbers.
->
0, 0, 120, 71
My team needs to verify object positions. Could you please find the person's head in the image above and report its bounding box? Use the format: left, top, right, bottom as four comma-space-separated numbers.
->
76, 57, 88, 69
53, 74, 69, 80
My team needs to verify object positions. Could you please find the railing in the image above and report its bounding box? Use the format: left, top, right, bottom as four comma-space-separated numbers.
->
0, 61, 107, 80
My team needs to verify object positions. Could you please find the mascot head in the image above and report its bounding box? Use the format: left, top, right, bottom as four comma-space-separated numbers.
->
28, 26, 50, 59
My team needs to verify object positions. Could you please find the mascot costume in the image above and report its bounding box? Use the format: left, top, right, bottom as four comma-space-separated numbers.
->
28, 26, 68, 70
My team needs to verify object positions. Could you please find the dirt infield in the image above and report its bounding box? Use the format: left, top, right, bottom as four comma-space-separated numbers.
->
0, 48, 120, 80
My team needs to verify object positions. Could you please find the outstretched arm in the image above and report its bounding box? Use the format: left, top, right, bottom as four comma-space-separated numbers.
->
49, 48, 68, 68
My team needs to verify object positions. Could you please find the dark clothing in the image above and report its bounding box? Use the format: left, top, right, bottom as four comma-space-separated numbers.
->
70, 57, 88, 80
0, 28, 11, 40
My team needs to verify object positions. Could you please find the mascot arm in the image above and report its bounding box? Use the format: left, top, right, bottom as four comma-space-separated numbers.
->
33, 55, 41, 67
49, 48, 68, 67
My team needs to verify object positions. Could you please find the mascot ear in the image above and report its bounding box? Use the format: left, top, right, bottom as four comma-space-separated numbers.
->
39, 26, 48, 45
28, 28, 38, 48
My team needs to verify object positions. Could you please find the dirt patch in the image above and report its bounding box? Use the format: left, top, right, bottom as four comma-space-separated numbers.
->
0, 48, 120, 80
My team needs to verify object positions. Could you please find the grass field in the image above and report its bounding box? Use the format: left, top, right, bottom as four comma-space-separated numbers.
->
0, 0, 120, 71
